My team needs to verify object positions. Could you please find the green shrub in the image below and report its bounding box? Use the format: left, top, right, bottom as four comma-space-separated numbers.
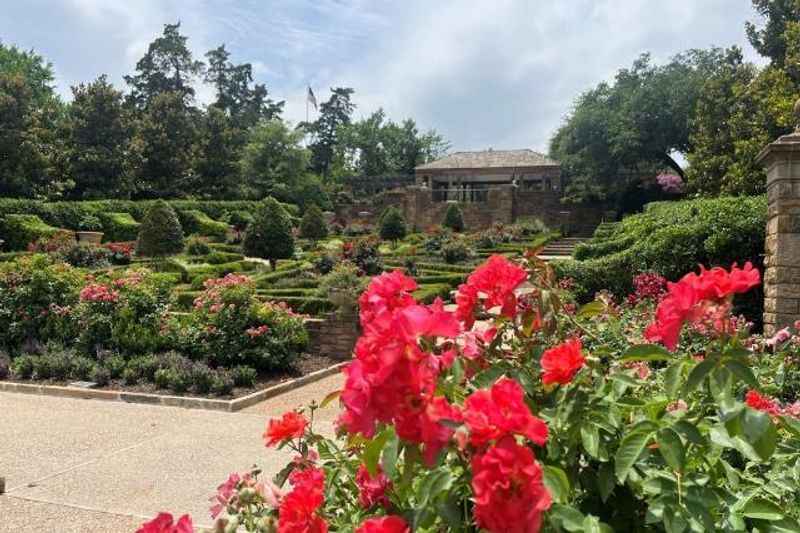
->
260, 296, 334, 316
99, 212, 140, 242
121, 367, 139, 385
211, 370, 235, 396
243, 197, 295, 270
228, 211, 254, 232
70, 356, 96, 381
185, 235, 212, 255
379, 207, 407, 241
1, 214, 62, 250
90, 365, 111, 386
231, 365, 257, 387
77, 214, 102, 231
154, 368, 172, 389
136, 200, 184, 257
205, 251, 245, 264
442, 239, 470, 264
11, 355, 36, 379
105, 355, 127, 379
299, 204, 328, 240
179, 210, 229, 240
125, 355, 160, 383
442, 203, 465, 232
0, 255, 83, 349
61, 244, 111, 268
556, 196, 767, 307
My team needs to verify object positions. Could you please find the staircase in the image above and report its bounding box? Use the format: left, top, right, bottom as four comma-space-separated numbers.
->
538, 237, 585, 260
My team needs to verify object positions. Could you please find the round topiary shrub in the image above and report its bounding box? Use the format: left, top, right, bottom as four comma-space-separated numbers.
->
243, 197, 295, 270
443, 203, 465, 232
136, 200, 184, 257
379, 207, 407, 242
299, 204, 328, 240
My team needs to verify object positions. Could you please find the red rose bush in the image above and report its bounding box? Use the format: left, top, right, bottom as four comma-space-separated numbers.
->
140, 256, 800, 531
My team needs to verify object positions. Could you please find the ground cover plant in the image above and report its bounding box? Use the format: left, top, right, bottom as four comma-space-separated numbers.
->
138, 249, 800, 532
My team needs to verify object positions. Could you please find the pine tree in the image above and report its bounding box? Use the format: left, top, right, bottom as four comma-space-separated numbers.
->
136, 200, 184, 256
443, 203, 465, 232
299, 204, 328, 240
243, 197, 295, 270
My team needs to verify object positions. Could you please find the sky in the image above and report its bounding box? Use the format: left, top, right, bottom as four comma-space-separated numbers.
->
0, 0, 769, 154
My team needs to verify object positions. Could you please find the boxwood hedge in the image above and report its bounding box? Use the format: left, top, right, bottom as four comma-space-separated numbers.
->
553, 196, 767, 308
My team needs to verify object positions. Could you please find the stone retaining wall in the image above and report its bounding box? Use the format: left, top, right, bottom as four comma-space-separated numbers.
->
305, 312, 360, 361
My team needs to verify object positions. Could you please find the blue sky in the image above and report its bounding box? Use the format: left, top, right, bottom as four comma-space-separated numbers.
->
1, 0, 767, 153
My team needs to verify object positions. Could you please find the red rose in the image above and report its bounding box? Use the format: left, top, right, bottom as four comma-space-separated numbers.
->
645, 263, 760, 351
540, 338, 586, 386
471, 436, 551, 533
356, 516, 410, 533
137, 513, 193, 533
355, 464, 392, 509
455, 255, 527, 327
264, 411, 308, 447
745, 390, 781, 416
463, 377, 548, 448
278, 467, 327, 533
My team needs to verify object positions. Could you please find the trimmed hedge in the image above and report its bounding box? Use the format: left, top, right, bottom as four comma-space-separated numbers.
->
257, 294, 334, 315
1, 214, 62, 250
98, 212, 140, 242
178, 210, 229, 239
553, 196, 767, 305
413, 283, 453, 304
0, 199, 299, 233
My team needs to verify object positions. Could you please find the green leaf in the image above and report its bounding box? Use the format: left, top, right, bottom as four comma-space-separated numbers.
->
417, 469, 453, 508
741, 410, 777, 462
621, 344, 673, 362
683, 358, 716, 394
615, 429, 653, 482
597, 462, 615, 502
381, 429, 399, 478
664, 360, 684, 398
582, 515, 614, 533
724, 358, 759, 389
581, 424, 600, 458
549, 504, 586, 531
577, 301, 605, 318
319, 389, 341, 409
362, 429, 390, 477
656, 428, 685, 472
672, 420, 704, 446
742, 498, 784, 521
542, 465, 571, 504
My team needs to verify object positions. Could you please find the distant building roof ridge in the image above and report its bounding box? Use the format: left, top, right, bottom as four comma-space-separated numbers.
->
416, 148, 559, 170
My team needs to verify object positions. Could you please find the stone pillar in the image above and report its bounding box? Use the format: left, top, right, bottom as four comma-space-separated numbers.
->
757, 111, 800, 335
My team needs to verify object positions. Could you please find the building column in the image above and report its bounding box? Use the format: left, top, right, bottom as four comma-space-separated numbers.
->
757, 105, 800, 335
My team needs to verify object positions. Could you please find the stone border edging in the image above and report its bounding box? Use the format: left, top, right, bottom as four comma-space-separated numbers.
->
0, 362, 347, 413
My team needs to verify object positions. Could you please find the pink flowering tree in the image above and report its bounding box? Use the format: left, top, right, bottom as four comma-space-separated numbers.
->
141, 255, 800, 532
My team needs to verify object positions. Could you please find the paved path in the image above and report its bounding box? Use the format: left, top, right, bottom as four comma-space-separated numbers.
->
0, 373, 344, 532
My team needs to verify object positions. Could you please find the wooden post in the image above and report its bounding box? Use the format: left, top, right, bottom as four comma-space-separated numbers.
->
1, 476, 5, 494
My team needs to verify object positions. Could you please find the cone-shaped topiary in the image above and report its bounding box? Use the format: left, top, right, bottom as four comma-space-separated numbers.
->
299, 204, 328, 240
243, 197, 295, 270
379, 206, 407, 242
136, 200, 184, 257
443, 203, 465, 232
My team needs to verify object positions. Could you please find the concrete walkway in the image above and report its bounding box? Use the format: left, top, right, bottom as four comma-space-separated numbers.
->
0, 373, 344, 532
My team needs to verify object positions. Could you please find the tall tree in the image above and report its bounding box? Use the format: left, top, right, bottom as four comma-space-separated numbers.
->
65, 75, 133, 198
336, 109, 448, 177
239, 119, 310, 199
0, 41, 55, 107
130, 91, 198, 197
0, 43, 64, 198
0, 74, 55, 197
686, 48, 759, 196
204, 44, 283, 127
746, 0, 800, 68
193, 106, 241, 198
550, 49, 732, 203
124, 22, 204, 108
305, 87, 355, 178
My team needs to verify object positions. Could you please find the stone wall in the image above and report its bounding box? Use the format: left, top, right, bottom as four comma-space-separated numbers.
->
331, 184, 608, 236
305, 312, 360, 361
757, 132, 800, 335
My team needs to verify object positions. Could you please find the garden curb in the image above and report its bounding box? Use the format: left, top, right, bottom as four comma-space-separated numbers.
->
0, 362, 347, 413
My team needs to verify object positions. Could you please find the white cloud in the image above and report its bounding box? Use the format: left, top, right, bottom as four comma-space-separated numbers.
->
1, 0, 765, 151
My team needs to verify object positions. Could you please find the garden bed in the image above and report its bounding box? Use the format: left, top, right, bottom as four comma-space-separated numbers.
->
0, 353, 344, 412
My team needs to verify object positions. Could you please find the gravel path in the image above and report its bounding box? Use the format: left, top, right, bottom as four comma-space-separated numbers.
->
0, 372, 344, 532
